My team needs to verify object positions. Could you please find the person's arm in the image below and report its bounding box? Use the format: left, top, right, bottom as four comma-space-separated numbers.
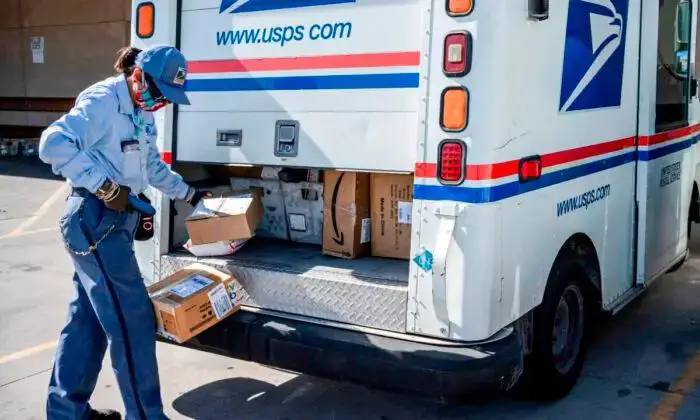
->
38, 89, 114, 193
144, 125, 192, 201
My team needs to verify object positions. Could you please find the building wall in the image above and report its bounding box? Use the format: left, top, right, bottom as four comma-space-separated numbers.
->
0, 0, 131, 128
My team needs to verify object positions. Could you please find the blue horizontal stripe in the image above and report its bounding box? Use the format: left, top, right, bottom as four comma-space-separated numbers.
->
415, 151, 637, 203
185, 73, 420, 92
221, 0, 355, 14
416, 135, 700, 204
638, 137, 696, 161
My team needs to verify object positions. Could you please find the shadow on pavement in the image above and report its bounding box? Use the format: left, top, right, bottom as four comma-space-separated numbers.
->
0, 158, 61, 181
171, 375, 441, 420
170, 373, 563, 420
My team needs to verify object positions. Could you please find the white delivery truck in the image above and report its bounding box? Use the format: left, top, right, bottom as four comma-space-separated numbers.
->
131, 0, 700, 401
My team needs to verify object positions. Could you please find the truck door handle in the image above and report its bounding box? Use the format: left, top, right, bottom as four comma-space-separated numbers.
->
529, 0, 549, 20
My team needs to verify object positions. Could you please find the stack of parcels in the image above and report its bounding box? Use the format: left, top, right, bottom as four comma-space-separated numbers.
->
148, 263, 248, 343
226, 169, 415, 260
183, 190, 263, 257
321, 171, 413, 260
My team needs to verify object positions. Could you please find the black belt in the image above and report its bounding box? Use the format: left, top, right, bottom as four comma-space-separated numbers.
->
70, 187, 92, 198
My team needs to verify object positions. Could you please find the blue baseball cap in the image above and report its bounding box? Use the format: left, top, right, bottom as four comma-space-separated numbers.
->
135, 45, 190, 105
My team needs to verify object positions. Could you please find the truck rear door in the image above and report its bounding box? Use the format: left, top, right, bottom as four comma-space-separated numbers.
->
177, 0, 425, 172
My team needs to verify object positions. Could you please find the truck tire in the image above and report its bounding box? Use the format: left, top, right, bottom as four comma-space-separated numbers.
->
512, 254, 591, 400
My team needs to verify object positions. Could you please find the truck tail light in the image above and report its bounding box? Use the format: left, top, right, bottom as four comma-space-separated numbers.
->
440, 87, 469, 132
438, 140, 466, 184
443, 31, 472, 77
519, 156, 542, 182
136, 2, 155, 39
447, 0, 474, 16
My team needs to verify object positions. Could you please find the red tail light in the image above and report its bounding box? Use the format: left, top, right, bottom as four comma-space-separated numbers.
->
438, 140, 466, 184
443, 31, 472, 77
519, 156, 542, 182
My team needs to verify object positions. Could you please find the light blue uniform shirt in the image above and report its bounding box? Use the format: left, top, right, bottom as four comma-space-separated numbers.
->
39, 75, 190, 200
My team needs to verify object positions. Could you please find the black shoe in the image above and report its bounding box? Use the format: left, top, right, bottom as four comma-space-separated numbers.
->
89, 409, 122, 420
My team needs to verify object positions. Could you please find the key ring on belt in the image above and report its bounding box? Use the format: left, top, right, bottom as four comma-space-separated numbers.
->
62, 205, 121, 257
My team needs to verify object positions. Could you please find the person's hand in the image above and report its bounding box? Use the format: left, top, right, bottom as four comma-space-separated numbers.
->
103, 185, 131, 212
186, 188, 213, 207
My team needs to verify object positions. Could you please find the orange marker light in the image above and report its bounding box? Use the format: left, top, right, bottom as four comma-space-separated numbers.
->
440, 87, 469, 132
136, 2, 155, 39
447, 0, 474, 16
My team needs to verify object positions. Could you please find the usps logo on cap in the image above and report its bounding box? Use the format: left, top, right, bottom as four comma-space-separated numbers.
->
173, 67, 187, 86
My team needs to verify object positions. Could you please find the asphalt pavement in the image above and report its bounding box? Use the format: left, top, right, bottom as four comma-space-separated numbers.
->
2, 158, 700, 420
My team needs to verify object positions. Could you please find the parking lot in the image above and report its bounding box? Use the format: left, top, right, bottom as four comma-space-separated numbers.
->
1, 159, 700, 419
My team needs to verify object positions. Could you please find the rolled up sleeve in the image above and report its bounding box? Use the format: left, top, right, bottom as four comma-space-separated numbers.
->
38, 90, 113, 193
145, 129, 190, 200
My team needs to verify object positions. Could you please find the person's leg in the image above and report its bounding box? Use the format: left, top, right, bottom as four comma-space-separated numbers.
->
59, 194, 167, 420
46, 273, 108, 420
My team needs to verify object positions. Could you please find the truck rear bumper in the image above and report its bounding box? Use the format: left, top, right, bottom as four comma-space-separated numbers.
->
161, 310, 523, 402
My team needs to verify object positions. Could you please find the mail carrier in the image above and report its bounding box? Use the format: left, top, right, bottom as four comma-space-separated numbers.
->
131, 0, 700, 400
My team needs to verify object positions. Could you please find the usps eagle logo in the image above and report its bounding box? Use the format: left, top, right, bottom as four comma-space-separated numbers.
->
560, 0, 629, 112
173, 67, 186, 86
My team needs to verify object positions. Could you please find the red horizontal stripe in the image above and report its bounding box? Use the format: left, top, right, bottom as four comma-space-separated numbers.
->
188, 51, 421, 73
416, 161, 522, 180
161, 151, 172, 165
416, 136, 637, 180
639, 123, 700, 146
540, 136, 636, 168
467, 160, 519, 180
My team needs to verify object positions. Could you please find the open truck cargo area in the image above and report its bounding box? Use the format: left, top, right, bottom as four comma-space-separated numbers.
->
161, 238, 410, 332
132, 0, 700, 402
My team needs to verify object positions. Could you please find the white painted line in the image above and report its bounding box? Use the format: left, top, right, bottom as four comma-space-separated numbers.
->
0, 226, 58, 241
0, 341, 57, 365
3, 183, 68, 239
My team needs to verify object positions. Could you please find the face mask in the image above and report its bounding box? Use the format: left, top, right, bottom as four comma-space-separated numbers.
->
133, 73, 169, 112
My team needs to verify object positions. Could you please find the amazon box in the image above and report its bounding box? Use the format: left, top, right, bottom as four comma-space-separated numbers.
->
322, 171, 371, 259
185, 191, 263, 245
370, 174, 413, 260
148, 263, 247, 343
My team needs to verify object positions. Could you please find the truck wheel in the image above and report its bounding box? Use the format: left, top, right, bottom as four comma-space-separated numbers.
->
512, 255, 591, 400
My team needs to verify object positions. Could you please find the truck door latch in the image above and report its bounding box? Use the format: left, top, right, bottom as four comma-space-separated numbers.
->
274, 120, 300, 158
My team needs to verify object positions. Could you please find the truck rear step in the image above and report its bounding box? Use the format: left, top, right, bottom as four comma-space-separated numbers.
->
160, 238, 409, 332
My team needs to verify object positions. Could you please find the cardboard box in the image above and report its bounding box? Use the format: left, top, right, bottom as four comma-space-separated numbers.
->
322, 171, 371, 259
183, 239, 249, 258
370, 174, 414, 260
282, 181, 324, 245
230, 178, 290, 240
185, 191, 263, 245
148, 263, 247, 343
173, 185, 233, 247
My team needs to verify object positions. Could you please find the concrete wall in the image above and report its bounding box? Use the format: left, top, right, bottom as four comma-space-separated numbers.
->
0, 0, 131, 128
